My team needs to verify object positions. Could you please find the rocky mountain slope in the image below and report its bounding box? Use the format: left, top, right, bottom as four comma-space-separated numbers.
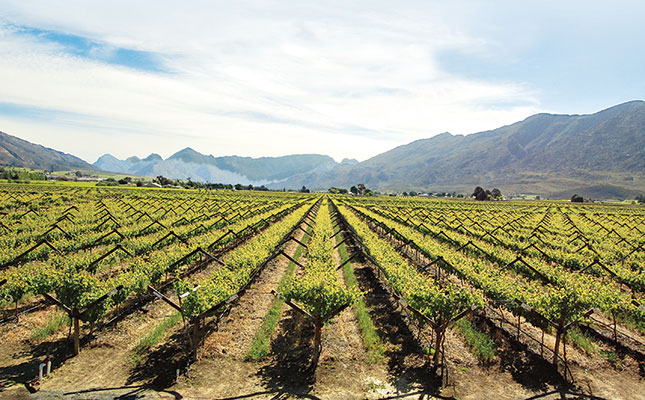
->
0, 131, 97, 171
272, 101, 645, 198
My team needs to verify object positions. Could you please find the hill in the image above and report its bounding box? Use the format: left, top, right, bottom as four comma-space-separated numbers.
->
0, 131, 97, 171
272, 101, 645, 198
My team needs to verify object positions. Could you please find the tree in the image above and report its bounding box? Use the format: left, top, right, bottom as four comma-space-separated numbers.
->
327, 187, 348, 194
154, 175, 174, 186
350, 186, 358, 195
491, 188, 502, 199
300, 186, 310, 193
472, 186, 487, 201
571, 194, 583, 203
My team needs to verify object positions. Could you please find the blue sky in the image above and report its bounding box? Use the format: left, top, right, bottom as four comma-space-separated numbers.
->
11, 25, 166, 72
0, 0, 643, 163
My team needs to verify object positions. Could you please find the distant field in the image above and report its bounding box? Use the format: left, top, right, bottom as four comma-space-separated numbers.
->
50, 169, 153, 180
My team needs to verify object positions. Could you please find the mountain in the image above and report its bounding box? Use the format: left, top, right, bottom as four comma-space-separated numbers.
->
272, 101, 645, 198
340, 158, 359, 165
142, 153, 162, 162
94, 148, 338, 185
212, 154, 338, 181
0, 131, 96, 171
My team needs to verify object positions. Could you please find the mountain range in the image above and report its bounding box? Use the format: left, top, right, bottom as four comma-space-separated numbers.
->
94, 148, 348, 185
0, 100, 643, 198
269, 100, 645, 198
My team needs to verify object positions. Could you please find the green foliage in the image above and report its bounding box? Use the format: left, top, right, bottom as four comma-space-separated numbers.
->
0, 167, 46, 181
248, 219, 315, 360
131, 312, 182, 365
345, 196, 645, 330
1, 183, 644, 366
338, 204, 483, 326
454, 318, 496, 363
154, 175, 176, 186
566, 327, 597, 355
31, 311, 70, 340
329, 187, 348, 194
177, 203, 310, 319
283, 201, 358, 320
337, 234, 385, 362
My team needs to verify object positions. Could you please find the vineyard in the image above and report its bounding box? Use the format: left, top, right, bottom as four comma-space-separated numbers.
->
0, 183, 644, 399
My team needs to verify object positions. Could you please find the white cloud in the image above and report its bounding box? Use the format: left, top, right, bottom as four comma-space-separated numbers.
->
0, 1, 546, 163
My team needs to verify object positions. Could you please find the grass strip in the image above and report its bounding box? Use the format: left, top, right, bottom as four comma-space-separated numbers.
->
454, 317, 496, 363
131, 312, 182, 366
246, 224, 313, 360
337, 234, 386, 363
567, 327, 597, 355
31, 311, 70, 340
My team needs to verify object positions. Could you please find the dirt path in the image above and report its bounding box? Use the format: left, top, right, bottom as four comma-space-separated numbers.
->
308, 234, 387, 399
169, 226, 311, 398
200, 236, 301, 360
0, 304, 72, 395
36, 297, 178, 393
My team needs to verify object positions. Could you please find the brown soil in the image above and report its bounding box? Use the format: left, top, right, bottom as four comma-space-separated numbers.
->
200, 235, 301, 360
0, 304, 73, 392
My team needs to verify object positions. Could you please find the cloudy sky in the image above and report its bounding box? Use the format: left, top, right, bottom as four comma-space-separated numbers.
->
0, 1, 643, 163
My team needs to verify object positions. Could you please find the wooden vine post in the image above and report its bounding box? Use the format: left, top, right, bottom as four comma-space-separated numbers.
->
43, 285, 123, 355
516, 299, 593, 376
313, 316, 323, 363
272, 289, 349, 366
192, 316, 201, 360
72, 309, 81, 355
552, 318, 565, 369
402, 299, 477, 367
